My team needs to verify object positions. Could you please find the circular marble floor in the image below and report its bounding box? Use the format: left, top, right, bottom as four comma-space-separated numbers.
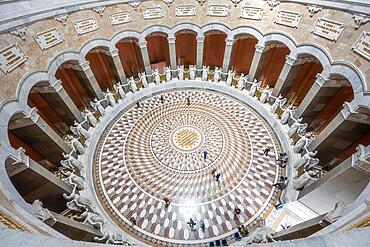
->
93, 88, 282, 246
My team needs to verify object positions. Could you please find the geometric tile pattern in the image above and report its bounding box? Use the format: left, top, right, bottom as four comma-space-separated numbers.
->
93, 89, 282, 245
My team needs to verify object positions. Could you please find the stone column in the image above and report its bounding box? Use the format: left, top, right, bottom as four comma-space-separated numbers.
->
109, 48, 127, 83
50, 80, 84, 122
168, 36, 177, 77
221, 38, 234, 75
139, 41, 152, 76
196, 35, 205, 75
247, 43, 265, 82
293, 73, 328, 119
79, 61, 103, 100
26, 107, 72, 155
272, 54, 297, 96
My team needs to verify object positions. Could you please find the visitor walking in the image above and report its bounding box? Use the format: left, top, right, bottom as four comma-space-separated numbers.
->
215, 173, 221, 183
203, 150, 208, 160
160, 95, 164, 104
136, 101, 141, 108
187, 97, 190, 106
234, 206, 241, 218
130, 217, 136, 225
163, 196, 171, 207
263, 147, 271, 156
200, 222, 206, 232
187, 218, 196, 231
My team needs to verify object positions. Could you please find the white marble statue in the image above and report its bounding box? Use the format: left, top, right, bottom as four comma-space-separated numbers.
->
320, 202, 347, 225
288, 118, 308, 138
81, 108, 97, 127
226, 69, 234, 86
281, 104, 294, 124
249, 79, 261, 97
189, 65, 196, 80
65, 135, 85, 155
60, 152, 83, 172
113, 82, 125, 100
63, 184, 93, 212
270, 94, 287, 114
165, 66, 171, 82
244, 226, 275, 244
293, 170, 318, 190
237, 74, 246, 90
293, 151, 319, 170
202, 66, 209, 81
104, 89, 116, 107
90, 98, 106, 117
128, 77, 137, 93
260, 86, 272, 104
73, 211, 104, 229
293, 133, 312, 153
62, 170, 85, 190
213, 67, 221, 83
32, 199, 55, 222
178, 65, 184, 80
94, 231, 134, 245
139, 72, 148, 88
70, 120, 90, 140
154, 69, 161, 84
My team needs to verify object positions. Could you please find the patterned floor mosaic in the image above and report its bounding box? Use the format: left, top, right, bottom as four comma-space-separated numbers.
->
93, 89, 282, 246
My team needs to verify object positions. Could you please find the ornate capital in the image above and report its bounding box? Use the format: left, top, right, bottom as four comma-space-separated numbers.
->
26, 107, 40, 123
341, 101, 357, 119
196, 35, 205, 42
267, 0, 280, 10
353, 14, 369, 29
255, 44, 265, 53
285, 55, 296, 66
225, 38, 234, 46
315, 73, 328, 87
139, 41, 147, 48
6, 147, 30, 177
53, 14, 68, 25
79, 61, 91, 71
50, 79, 63, 92
92, 7, 105, 17
167, 36, 176, 44
307, 5, 322, 17
352, 144, 370, 175
9, 26, 30, 40
109, 48, 119, 57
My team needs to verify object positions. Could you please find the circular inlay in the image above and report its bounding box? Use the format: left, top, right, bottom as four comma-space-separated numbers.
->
170, 126, 204, 152
94, 89, 281, 246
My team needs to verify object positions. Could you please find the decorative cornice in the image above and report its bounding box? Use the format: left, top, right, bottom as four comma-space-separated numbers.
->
92, 7, 105, 17
230, 0, 242, 7
307, 4, 322, 17
353, 14, 369, 29
9, 27, 31, 40
129, 1, 141, 10
53, 14, 68, 25
267, 0, 280, 10
162, 0, 173, 7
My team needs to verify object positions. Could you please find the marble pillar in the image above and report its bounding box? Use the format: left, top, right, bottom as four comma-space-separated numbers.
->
222, 38, 234, 75
50, 79, 84, 122
196, 35, 205, 76
79, 61, 104, 100
168, 36, 177, 77
109, 48, 127, 83
26, 107, 72, 154
247, 43, 265, 82
273, 55, 297, 96
139, 41, 152, 77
